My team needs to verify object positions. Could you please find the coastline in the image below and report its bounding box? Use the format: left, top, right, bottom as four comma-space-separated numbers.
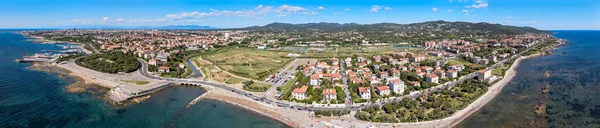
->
199, 86, 306, 128
326, 54, 541, 128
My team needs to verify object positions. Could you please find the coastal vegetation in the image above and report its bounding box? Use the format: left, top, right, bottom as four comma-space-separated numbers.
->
75, 51, 139, 74
355, 79, 490, 123
314, 110, 351, 117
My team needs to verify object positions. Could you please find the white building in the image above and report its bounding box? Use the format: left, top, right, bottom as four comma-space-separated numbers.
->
388, 78, 405, 94
446, 70, 458, 78
376, 86, 391, 96
478, 70, 492, 81
426, 74, 439, 84
292, 86, 308, 100
358, 87, 371, 99
310, 75, 320, 86
322, 88, 337, 102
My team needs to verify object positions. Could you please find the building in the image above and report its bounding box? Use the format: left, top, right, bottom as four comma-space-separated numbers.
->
292, 86, 308, 100
426, 74, 439, 84
148, 59, 158, 66
322, 88, 337, 101
446, 70, 458, 78
375, 86, 391, 96
478, 70, 492, 81
358, 87, 371, 99
409, 81, 421, 87
158, 66, 170, 72
310, 75, 320, 86
388, 78, 405, 94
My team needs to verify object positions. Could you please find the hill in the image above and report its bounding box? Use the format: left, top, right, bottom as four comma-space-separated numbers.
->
239, 21, 545, 35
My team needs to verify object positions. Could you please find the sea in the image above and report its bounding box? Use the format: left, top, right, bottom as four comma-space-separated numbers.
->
459, 31, 600, 127
0, 30, 287, 128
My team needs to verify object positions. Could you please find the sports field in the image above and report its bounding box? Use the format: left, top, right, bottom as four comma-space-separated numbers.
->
203, 47, 291, 80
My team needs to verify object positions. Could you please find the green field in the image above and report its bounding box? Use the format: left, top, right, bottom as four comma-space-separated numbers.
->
492, 64, 510, 76
225, 77, 244, 84
203, 47, 291, 80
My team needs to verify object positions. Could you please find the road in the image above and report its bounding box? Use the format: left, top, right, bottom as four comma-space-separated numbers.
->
263, 59, 299, 98
134, 40, 544, 112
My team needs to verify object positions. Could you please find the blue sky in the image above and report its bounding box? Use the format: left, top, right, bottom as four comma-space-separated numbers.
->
0, 0, 598, 30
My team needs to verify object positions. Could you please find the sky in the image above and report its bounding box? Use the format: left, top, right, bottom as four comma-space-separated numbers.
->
0, 0, 598, 30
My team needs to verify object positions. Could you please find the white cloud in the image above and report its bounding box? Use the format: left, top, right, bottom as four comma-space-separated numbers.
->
468, 0, 488, 9
102, 17, 108, 22
465, 13, 469, 15
432, 8, 438, 12
370, 5, 382, 12
318, 6, 326, 10
72, 19, 94, 24
447, 9, 452, 12
165, 4, 317, 20
344, 8, 350, 11
277, 14, 287, 17
462, 10, 469, 13
384, 7, 392, 11
508, 16, 512, 19
116, 18, 125, 22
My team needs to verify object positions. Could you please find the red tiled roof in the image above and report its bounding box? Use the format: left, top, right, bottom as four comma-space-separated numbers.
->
322, 88, 337, 95
292, 86, 308, 93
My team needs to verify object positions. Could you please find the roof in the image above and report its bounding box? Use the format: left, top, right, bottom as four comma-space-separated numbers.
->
310, 75, 319, 80
410, 81, 421, 85
358, 87, 370, 93
447, 70, 457, 73
292, 86, 308, 93
158, 66, 170, 69
427, 74, 438, 78
322, 88, 337, 95
376, 86, 389, 91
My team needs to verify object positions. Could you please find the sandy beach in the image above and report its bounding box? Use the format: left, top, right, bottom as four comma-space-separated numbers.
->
324, 55, 534, 128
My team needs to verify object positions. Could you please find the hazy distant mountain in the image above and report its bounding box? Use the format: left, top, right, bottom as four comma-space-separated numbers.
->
156, 25, 215, 29
239, 21, 546, 34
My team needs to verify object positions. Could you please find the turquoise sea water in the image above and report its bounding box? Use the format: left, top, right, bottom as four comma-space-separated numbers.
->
459, 31, 600, 127
0, 31, 287, 128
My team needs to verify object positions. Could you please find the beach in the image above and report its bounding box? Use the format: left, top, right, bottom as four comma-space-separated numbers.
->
324, 54, 534, 128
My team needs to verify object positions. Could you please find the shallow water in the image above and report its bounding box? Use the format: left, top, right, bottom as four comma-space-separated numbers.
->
459, 31, 600, 127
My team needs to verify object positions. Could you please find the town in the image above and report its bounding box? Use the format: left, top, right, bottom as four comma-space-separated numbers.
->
17, 21, 563, 126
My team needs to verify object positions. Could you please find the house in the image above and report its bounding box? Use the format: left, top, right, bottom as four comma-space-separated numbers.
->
434, 70, 446, 78
158, 66, 170, 72
446, 70, 458, 78
334, 82, 342, 87
426, 74, 439, 84
478, 70, 492, 81
409, 81, 421, 87
411, 54, 426, 62
310, 75, 320, 86
358, 87, 371, 99
322, 88, 337, 101
388, 78, 405, 94
379, 72, 389, 79
148, 59, 158, 66
292, 86, 308, 100
376, 86, 391, 96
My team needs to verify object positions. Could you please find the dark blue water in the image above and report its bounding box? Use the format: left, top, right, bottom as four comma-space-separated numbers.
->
0, 31, 287, 128
459, 31, 600, 127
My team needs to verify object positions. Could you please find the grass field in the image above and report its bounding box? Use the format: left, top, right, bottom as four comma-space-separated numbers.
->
492, 64, 510, 76
121, 80, 149, 85
225, 77, 244, 84
203, 47, 291, 80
